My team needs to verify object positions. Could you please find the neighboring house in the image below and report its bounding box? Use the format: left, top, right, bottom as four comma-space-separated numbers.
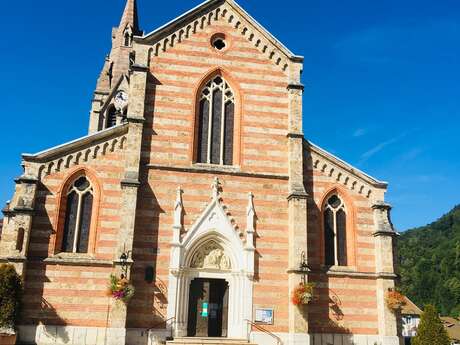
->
401, 297, 422, 344
0, 1, 400, 345
442, 317, 460, 345
401, 297, 460, 345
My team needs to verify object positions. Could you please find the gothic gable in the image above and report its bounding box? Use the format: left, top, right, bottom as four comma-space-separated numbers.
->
136, 0, 303, 71
181, 178, 246, 268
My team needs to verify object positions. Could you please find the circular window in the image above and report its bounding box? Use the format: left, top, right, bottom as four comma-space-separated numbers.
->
211, 34, 227, 51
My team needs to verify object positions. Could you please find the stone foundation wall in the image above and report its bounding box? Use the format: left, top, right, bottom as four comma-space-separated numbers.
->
250, 332, 400, 345
17, 326, 169, 345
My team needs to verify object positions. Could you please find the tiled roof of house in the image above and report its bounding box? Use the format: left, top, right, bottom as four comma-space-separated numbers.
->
442, 316, 460, 341
401, 296, 423, 316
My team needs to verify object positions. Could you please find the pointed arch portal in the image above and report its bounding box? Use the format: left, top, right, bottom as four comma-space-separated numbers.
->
167, 178, 255, 339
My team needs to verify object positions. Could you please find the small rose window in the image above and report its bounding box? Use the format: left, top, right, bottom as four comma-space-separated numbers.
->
211, 34, 227, 51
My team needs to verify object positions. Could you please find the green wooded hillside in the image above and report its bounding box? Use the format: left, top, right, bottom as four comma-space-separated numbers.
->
398, 205, 460, 317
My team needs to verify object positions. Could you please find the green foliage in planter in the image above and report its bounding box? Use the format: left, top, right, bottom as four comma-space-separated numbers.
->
0, 264, 23, 330
412, 304, 450, 345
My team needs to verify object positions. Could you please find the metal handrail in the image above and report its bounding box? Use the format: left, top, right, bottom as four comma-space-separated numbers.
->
245, 319, 283, 345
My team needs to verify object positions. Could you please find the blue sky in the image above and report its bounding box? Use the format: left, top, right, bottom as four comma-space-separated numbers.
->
0, 0, 459, 230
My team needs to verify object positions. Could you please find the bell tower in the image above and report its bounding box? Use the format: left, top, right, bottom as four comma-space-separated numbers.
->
88, 0, 142, 134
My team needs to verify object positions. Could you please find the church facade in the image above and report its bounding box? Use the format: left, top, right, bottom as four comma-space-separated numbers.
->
0, 1, 401, 345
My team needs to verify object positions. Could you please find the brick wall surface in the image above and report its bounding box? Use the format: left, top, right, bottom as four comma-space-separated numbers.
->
305, 161, 379, 335
22, 152, 125, 327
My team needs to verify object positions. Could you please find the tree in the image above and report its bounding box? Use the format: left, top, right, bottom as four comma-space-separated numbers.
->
412, 305, 450, 345
399, 205, 460, 317
0, 264, 23, 331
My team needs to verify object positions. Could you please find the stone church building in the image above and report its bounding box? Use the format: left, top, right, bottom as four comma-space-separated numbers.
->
0, 0, 400, 344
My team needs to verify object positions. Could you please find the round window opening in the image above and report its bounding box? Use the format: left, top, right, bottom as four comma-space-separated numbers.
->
211, 34, 227, 51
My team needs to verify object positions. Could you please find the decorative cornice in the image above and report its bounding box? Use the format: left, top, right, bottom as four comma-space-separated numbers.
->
22, 125, 129, 180
307, 268, 398, 280
286, 132, 304, 139
14, 176, 38, 185
147, 164, 289, 180
2, 207, 35, 217
287, 191, 309, 201
126, 116, 146, 123
290, 56, 304, 63
130, 63, 149, 72
373, 230, 399, 238
4, 256, 27, 263
43, 256, 113, 267
287, 83, 305, 91
372, 201, 393, 211
306, 139, 388, 191
121, 179, 141, 188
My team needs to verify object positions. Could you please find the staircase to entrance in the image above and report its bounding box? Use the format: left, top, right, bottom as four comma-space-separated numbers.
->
166, 338, 257, 345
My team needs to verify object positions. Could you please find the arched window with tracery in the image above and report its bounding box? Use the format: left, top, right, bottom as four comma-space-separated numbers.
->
62, 176, 94, 253
196, 75, 235, 166
324, 195, 347, 266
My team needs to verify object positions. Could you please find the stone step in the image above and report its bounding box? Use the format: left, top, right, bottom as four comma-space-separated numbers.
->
167, 337, 257, 345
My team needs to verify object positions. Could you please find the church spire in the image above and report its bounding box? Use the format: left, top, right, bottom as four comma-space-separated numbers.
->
89, 0, 143, 134
118, 0, 141, 36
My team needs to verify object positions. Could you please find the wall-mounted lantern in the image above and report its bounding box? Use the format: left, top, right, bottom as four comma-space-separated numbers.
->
299, 251, 310, 284
119, 250, 132, 277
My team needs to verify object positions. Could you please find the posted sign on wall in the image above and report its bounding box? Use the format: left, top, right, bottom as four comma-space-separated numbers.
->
255, 308, 274, 325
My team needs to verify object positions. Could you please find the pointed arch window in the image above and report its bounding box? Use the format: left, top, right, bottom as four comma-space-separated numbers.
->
196, 75, 235, 166
324, 195, 347, 266
107, 106, 117, 128
62, 176, 94, 253
124, 32, 131, 47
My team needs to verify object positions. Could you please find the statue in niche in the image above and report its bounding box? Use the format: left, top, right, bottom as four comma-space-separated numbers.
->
190, 241, 231, 270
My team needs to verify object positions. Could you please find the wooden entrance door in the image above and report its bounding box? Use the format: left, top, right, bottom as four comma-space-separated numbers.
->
187, 278, 229, 337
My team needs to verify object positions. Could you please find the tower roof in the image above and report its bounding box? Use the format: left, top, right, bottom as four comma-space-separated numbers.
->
119, 0, 141, 35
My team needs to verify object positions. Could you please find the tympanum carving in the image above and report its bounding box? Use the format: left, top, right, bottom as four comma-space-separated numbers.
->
190, 241, 231, 270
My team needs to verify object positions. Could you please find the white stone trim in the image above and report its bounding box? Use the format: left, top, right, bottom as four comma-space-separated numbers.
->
167, 178, 254, 339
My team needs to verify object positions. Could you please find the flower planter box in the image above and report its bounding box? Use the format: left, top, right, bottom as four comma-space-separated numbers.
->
0, 333, 17, 345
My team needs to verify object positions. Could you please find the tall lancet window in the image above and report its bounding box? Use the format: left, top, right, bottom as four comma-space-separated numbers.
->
62, 176, 94, 253
197, 75, 235, 166
324, 195, 347, 266
107, 106, 117, 128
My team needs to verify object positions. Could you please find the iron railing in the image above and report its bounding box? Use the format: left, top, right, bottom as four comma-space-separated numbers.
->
245, 319, 283, 345
144, 316, 176, 341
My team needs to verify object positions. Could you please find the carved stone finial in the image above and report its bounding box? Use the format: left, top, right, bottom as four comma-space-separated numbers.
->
211, 177, 221, 200
175, 187, 183, 209
246, 192, 256, 250
172, 187, 184, 244
247, 192, 255, 233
